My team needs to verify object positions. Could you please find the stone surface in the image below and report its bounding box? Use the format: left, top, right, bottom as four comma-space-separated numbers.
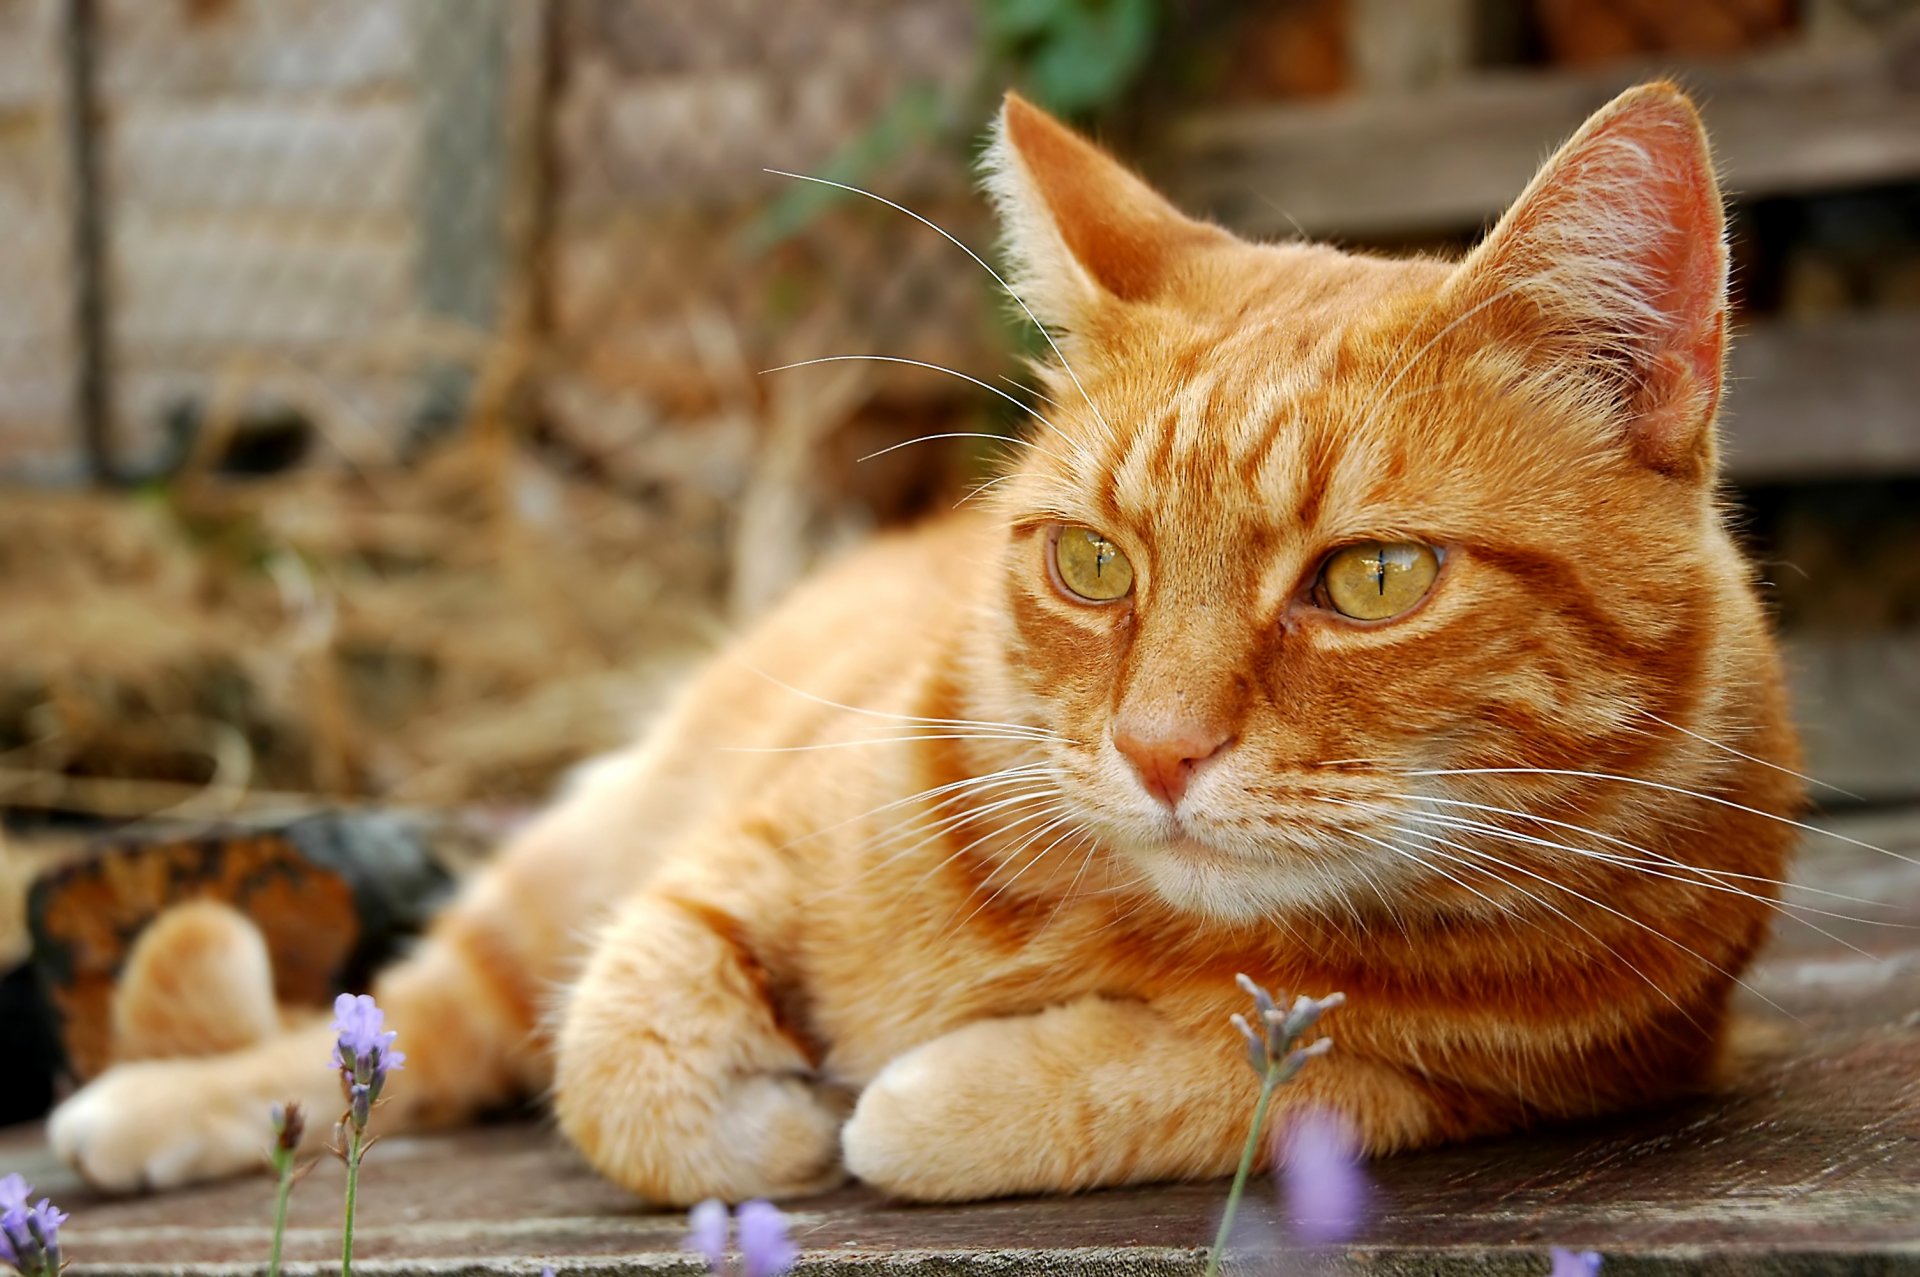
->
3, 810, 1917, 1274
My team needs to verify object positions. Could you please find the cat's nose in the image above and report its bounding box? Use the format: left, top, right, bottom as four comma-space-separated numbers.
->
1112, 719, 1232, 808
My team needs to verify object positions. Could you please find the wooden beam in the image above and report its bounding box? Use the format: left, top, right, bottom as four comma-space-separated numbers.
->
412, 0, 510, 435
1721, 315, 1920, 484
1784, 632, 1920, 805
1154, 21, 1920, 240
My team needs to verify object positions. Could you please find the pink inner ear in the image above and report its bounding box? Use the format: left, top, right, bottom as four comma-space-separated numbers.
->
1627, 141, 1729, 475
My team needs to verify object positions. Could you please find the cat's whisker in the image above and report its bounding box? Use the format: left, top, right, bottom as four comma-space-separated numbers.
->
1406, 766, 1920, 868
955, 468, 1025, 509
1393, 808, 1894, 957
762, 169, 1117, 444
942, 812, 1089, 939
761, 353, 1093, 470
720, 731, 1062, 754
1034, 830, 1105, 939
1369, 819, 1703, 1020
816, 789, 1068, 901
833, 771, 1060, 864
731, 660, 1065, 741
1003, 373, 1062, 411
1374, 792, 1889, 908
896, 800, 1080, 902
856, 433, 1036, 464
1638, 710, 1861, 800
1390, 820, 1796, 1021
779, 761, 1052, 853
1341, 825, 1530, 924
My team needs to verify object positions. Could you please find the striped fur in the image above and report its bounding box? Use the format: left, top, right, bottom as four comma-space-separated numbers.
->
50, 84, 1801, 1204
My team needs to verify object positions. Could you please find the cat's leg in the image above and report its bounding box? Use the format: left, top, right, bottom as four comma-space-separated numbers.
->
49, 895, 536, 1192
551, 887, 846, 1205
46, 769, 643, 1193
110, 900, 281, 1062
840, 997, 1437, 1201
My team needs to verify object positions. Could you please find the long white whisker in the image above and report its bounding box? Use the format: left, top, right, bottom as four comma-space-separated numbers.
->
1408, 767, 1920, 868
781, 762, 1051, 853
721, 732, 1061, 754
1640, 710, 1860, 800
1397, 808, 1893, 957
762, 169, 1117, 443
1378, 792, 1891, 909
900, 800, 1078, 898
817, 789, 1066, 900
729, 660, 1063, 740
944, 812, 1086, 938
1394, 822, 1796, 1021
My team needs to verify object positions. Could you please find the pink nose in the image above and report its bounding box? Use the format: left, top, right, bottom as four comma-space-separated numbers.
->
1113, 721, 1232, 808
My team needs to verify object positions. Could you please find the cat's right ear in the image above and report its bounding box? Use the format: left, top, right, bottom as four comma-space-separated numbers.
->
982, 93, 1230, 335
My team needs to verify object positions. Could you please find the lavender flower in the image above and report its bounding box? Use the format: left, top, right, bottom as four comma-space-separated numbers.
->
1230, 975, 1343, 1083
1278, 1108, 1370, 1245
736, 1200, 798, 1277
686, 1199, 796, 1277
1551, 1247, 1603, 1275
0, 1174, 68, 1277
687, 1199, 730, 1271
271, 1100, 306, 1154
331, 993, 405, 1120
1204, 977, 1347, 1277
329, 992, 402, 1277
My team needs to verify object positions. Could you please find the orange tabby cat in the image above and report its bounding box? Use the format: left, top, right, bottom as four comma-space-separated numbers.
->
50, 83, 1802, 1203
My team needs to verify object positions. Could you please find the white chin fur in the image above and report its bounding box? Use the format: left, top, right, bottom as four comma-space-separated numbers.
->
1127, 844, 1335, 922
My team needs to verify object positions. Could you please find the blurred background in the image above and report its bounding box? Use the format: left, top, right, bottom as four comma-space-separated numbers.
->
1, 0, 1917, 1124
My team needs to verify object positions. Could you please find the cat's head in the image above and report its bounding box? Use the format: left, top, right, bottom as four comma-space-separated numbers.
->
973, 86, 1797, 922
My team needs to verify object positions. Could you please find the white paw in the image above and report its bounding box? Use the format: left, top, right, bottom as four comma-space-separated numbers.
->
49, 1059, 272, 1193
558, 1069, 848, 1205
841, 1045, 947, 1197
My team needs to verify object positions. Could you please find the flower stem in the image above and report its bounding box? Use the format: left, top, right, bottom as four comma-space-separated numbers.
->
1204, 1063, 1281, 1277
340, 1125, 364, 1277
267, 1147, 296, 1277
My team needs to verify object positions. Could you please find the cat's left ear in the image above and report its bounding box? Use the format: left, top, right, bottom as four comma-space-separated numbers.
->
1448, 82, 1728, 481
982, 93, 1233, 336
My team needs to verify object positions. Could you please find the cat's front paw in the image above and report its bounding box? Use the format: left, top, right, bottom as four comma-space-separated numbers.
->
843, 1026, 1064, 1201
556, 1067, 848, 1205
50, 1058, 277, 1193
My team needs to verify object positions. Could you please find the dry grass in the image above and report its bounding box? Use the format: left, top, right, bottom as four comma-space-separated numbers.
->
0, 430, 720, 825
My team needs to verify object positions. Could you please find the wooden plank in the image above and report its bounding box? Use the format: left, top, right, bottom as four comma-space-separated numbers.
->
109, 99, 416, 219
412, 0, 510, 429
1720, 314, 1920, 484
93, 0, 410, 97
1155, 21, 1920, 240
1784, 632, 1920, 805
0, 0, 59, 109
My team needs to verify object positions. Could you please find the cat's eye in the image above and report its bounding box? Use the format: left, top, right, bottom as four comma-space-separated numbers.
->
1052, 525, 1134, 602
1320, 541, 1440, 621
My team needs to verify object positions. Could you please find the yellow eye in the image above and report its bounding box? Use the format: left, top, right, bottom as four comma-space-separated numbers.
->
1321, 541, 1440, 621
1053, 525, 1134, 602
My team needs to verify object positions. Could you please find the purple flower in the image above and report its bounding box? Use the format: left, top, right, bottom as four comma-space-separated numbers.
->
0, 1174, 68, 1277
736, 1200, 797, 1277
686, 1199, 796, 1277
687, 1199, 729, 1270
330, 992, 404, 1123
1231, 976, 1343, 1082
1277, 1108, 1370, 1245
1551, 1247, 1603, 1275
